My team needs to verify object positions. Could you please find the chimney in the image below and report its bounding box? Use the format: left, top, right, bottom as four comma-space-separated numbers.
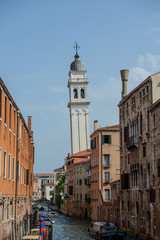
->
94, 120, 98, 131
28, 116, 32, 133
120, 70, 129, 98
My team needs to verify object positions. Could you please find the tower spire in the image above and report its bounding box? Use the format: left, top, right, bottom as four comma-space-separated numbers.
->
73, 41, 80, 60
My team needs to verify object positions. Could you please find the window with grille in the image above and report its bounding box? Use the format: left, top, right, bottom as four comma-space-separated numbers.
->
104, 189, 110, 201
104, 155, 110, 167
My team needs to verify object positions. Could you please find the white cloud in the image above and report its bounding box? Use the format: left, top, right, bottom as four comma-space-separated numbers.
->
137, 55, 145, 67
146, 53, 160, 70
129, 67, 150, 91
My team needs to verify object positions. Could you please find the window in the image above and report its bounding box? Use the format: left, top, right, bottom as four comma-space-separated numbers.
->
131, 96, 135, 104
127, 152, 130, 165
104, 189, 110, 201
147, 111, 150, 131
146, 85, 149, 94
30, 173, 32, 186
3, 151, 7, 178
126, 102, 128, 109
19, 123, 21, 139
26, 169, 29, 185
115, 207, 117, 216
79, 179, 82, 185
80, 194, 82, 201
14, 110, 16, 133
8, 154, 11, 180
139, 91, 142, 99
0, 88, 2, 118
127, 201, 130, 212
153, 145, 156, 175
104, 172, 110, 182
73, 88, 78, 99
91, 137, 96, 149
102, 135, 111, 144
104, 155, 110, 167
69, 186, 73, 195
143, 88, 145, 96
5, 96, 7, 123
143, 146, 146, 157
153, 114, 156, 127
84, 178, 87, 185
140, 113, 143, 135
122, 200, 124, 211
9, 104, 11, 129
81, 88, 85, 98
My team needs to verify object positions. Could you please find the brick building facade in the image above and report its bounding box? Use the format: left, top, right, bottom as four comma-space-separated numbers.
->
119, 70, 160, 239
64, 150, 91, 218
0, 77, 34, 240
90, 121, 120, 221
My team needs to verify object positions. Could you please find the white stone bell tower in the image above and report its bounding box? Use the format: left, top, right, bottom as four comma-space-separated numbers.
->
67, 43, 90, 154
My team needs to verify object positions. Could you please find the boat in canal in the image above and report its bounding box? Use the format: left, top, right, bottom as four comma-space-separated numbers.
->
88, 222, 125, 239
48, 210, 59, 218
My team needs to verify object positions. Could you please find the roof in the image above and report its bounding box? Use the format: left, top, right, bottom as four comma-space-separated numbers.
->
73, 158, 90, 165
90, 124, 120, 137
70, 53, 85, 71
119, 71, 160, 105
67, 149, 91, 160
34, 173, 54, 176
149, 98, 160, 112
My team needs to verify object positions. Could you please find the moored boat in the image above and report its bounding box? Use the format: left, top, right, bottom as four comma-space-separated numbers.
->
88, 222, 125, 239
48, 211, 59, 218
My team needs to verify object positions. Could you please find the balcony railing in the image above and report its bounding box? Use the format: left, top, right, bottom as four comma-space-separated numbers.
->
103, 164, 110, 169
126, 136, 138, 150
103, 179, 110, 185
85, 197, 91, 203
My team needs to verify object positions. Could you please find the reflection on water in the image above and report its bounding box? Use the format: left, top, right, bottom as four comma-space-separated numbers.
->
51, 214, 141, 240
52, 213, 92, 240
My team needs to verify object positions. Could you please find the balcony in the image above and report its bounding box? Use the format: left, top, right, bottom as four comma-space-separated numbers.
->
103, 164, 110, 169
126, 136, 138, 150
103, 179, 110, 185
85, 197, 91, 203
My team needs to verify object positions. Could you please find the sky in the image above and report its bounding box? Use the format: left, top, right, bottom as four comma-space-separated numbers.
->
0, 0, 160, 173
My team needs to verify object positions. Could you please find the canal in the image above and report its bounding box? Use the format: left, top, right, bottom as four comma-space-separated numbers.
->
51, 214, 141, 240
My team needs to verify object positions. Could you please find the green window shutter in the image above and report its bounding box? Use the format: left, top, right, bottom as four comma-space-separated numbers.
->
109, 135, 111, 144
102, 135, 105, 144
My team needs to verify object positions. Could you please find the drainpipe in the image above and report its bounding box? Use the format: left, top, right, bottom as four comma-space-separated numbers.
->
15, 110, 20, 239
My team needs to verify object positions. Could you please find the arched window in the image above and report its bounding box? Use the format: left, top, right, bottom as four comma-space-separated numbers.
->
153, 145, 156, 175
73, 88, 78, 99
140, 112, 143, 135
81, 88, 85, 98
147, 163, 150, 188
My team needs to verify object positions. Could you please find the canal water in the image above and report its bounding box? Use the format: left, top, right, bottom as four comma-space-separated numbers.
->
51, 213, 140, 240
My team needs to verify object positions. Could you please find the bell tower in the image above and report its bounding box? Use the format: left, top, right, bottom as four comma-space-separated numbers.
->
67, 42, 90, 154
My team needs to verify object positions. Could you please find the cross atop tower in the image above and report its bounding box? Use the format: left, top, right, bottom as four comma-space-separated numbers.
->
73, 41, 80, 54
